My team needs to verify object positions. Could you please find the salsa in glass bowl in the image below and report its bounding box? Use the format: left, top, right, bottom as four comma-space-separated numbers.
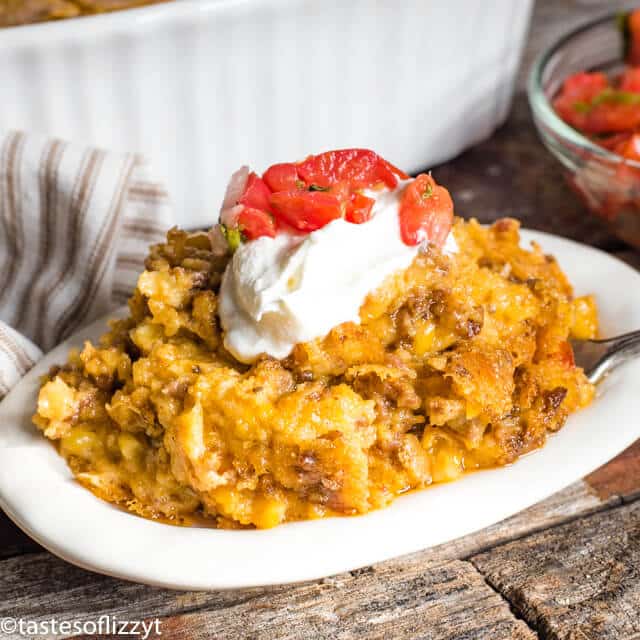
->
529, 9, 640, 248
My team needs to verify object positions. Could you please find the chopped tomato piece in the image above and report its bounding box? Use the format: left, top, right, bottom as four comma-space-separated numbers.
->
263, 163, 301, 192
554, 69, 640, 134
550, 17, 640, 193
627, 9, 640, 66
553, 73, 607, 110
325, 180, 350, 201
346, 192, 375, 224
620, 67, 640, 93
297, 148, 406, 190
377, 158, 409, 184
223, 150, 421, 239
553, 72, 610, 131
236, 206, 276, 240
596, 132, 633, 151
398, 174, 454, 247
613, 133, 640, 161
583, 100, 640, 134
270, 190, 345, 232
559, 72, 609, 102
239, 172, 272, 212
297, 149, 376, 188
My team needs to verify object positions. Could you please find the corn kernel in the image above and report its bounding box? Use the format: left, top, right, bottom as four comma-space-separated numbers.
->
118, 432, 144, 462
571, 295, 598, 340
252, 496, 287, 529
414, 321, 436, 356
60, 426, 101, 460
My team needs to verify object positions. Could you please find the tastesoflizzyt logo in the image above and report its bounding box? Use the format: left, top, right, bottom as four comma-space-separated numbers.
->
0, 615, 162, 638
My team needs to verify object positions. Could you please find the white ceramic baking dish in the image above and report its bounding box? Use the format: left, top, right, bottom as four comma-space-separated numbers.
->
0, 0, 533, 228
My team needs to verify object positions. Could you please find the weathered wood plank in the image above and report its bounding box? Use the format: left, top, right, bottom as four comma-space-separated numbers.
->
0, 554, 539, 639
0, 479, 624, 638
585, 440, 640, 503
156, 561, 538, 640
62, 561, 536, 640
0, 551, 266, 626
418, 480, 618, 563
472, 499, 640, 640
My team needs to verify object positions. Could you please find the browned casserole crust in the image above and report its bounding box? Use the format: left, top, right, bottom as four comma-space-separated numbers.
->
33, 218, 598, 528
0, 0, 171, 26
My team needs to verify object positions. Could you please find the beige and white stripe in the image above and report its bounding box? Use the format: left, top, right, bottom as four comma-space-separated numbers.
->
0, 131, 174, 400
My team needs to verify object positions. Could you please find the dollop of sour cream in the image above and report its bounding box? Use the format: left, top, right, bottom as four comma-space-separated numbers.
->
218, 181, 457, 363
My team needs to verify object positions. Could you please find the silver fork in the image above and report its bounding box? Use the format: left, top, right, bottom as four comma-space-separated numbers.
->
572, 330, 640, 384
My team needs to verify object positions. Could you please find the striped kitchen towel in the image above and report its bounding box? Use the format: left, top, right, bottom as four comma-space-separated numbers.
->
0, 130, 174, 399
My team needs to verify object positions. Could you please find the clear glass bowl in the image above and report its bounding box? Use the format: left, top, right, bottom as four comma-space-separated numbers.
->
528, 12, 640, 248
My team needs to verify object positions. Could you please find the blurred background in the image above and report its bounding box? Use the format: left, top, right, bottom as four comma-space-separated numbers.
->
0, 0, 638, 243
434, 0, 640, 253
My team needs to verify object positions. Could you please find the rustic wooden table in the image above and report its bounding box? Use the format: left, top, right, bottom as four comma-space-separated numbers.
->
2, 2, 640, 638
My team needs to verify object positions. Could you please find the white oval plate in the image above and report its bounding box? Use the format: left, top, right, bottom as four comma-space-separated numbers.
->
0, 230, 639, 590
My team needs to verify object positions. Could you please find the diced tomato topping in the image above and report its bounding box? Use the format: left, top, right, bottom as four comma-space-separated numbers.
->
584, 101, 640, 134
325, 180, 350, 202
236, 206, 276, 240
553, 72, 610, 132
553, 72, 606, 113
262, 163, 301, 192
297, 148, 407, 190
346, 192, 375, 224
224, 149, 443, 245
239, 172, 272, 212
613, 133, 640, 161
377, 158, 410, 185
559, 72, 609, 102
555, 94, 640, 135
398, 174, 454, 247
297, 149, 374, 188
620, 67, 640, 93
549, 12, 640, 223
270, 190, 346, 232
627, 9, 640, 66
596, 132, 633, 151
554, 65, 640, 136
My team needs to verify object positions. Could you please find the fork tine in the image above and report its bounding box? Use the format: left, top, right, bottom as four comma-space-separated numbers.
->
590, 328, 640, 345
580, 330, 640, 384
